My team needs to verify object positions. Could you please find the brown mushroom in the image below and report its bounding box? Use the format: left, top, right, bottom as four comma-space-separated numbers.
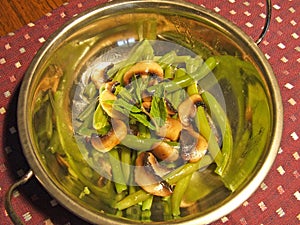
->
165, 99, 177, 116
99, 81, 124, 119
123, 60, 164, 85
180, 129, 208, 163
156, 117, 182, 141
151, 142, 179, 162
90, 119, 127, 152
135, 152, 173, 197
178, 94, 203, 127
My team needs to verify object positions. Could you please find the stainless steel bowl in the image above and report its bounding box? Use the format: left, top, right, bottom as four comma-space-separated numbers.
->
8, 0, 282, 224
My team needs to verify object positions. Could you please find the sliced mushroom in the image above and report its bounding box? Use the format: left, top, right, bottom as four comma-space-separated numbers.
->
90, 119, 127, 152
123, 60, 164, 85
135, 152, 173, 197
142, 101, 151, 111
151, 142, 179, 162
165, 99, 177, 116
99, 88, 116, 117
178, 94, 203, 127
99, 81, 124, 119
180, 129, 208, 163
156, 117, 182, 141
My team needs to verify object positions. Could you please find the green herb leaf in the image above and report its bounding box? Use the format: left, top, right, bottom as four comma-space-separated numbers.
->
150, 85, 167, 128
130, 113, 156, 130
113, 98, 141, 113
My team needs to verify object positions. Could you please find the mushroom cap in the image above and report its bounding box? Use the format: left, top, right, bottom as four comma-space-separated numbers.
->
180, 129, 208, 163
135, 152, 173, 197
151, 141, 179, 162
123, 60, 164, 85
178, 94, 203, 127
156, 117, 182, 141
90, 119, 127, 152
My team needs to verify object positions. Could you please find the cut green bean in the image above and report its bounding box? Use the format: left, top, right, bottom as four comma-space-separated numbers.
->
108, 149, 127, 194
148, 56, 218, 94
201, 91, 233, 177
186, 56, 203, 74
157, 50, 177, 66
114, 155, 213, 210
165, 155, 213, 185
221, 76, 271, 191
121, 147, 132, 184
141, 210, 152, 221
167, 56, 218, 92
121, 135, 160, 151
114, 189, 151, 210
142, 195, 153, 211
171, 174, 192, 217
174, 67, 186, 78
195, 106, 223, 167
164, 64, 175, 79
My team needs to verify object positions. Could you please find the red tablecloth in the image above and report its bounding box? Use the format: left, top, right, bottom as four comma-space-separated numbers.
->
0, 0, 299, 224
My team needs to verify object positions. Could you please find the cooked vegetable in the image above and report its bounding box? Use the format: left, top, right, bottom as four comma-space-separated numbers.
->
32, 39, 269, 221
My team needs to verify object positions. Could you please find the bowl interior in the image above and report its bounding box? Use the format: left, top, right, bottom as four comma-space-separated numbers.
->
18, 1, 282, 224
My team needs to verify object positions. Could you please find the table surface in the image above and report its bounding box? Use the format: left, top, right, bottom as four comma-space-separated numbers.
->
0, 0, 299, 225
0, 0, 66, 36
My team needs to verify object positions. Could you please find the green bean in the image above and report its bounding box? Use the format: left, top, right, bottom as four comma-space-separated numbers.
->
221, 76, 271, 191
157, 50, 177, 67
148, 56, 218, 94
141, 209, 152, 221
109, 149, 127, 194
121, 147, 132, 183
142, 195, 153, 211
46, 129, 63, 154
114, 155, 213, 210
165, 155, 213, 184
121, 135, 160, 151
201, 91, 233, 177
115, 210, 123, 217
163, 196, 172, 220
173, 55, 191, 64
171, 174, 192, 217
170, 57, 218, 91
195, 106, 223, 167
164, 64, 175, 79
114, 189, 151, 210
186, 81, 198, 96
174, 67, 186, 78
186, 56, 203, 74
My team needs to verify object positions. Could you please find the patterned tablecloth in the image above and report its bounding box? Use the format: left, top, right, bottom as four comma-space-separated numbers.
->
0, 0, 299, 224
